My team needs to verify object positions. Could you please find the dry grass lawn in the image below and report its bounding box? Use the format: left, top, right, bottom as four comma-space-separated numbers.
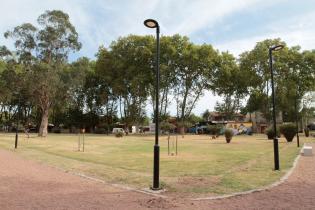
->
0, 132, 312, 197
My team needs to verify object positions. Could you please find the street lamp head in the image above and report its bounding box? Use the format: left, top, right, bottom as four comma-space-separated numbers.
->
270, 44, 284, 51
144, 19, 159, 28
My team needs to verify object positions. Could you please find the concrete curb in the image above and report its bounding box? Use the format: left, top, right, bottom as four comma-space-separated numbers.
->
192, 145, 304, 201
66, 171, 167, 198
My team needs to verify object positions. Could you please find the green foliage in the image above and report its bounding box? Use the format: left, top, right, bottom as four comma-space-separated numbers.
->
241, 39, 315, 124
186, 113, 202, 124
102, 35, 153, 126
4, 10, 81, 136
1, 11, 315, 136
170, 35, 220, 121
214, 96, 239, 120
115, 131, 124, 137
208, 125, 222, 136
279, 123, 296, 142
160, 121, 176, 132
177, 121, 192, 128
265, 126, 280, 139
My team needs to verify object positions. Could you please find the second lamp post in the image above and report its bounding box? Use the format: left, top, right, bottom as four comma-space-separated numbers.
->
144, 18, 161, 190
269, 44, 284, 171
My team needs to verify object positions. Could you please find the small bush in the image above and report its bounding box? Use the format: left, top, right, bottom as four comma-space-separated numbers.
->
304, 127, 310, 137
224, 129, 233, 143
265, 126, 280, 139
115, 131, 124, 137
94, 128, 107, 134
280, 123, 296, 142
160, 121, 176, 133
51, 127, 61, 133
208, 125, 222, 138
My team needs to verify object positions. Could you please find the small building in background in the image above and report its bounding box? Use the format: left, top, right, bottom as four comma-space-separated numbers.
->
244, 111, 283, 133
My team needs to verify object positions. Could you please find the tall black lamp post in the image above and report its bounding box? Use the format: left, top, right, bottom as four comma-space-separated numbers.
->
295, 89, 300, 147
144, 18, 161, 190
269, 44, 284, 170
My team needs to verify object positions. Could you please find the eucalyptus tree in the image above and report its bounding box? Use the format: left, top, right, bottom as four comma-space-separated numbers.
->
4, 10, 81, 136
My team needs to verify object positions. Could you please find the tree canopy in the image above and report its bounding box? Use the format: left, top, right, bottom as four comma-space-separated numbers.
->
0, 10, 314, 135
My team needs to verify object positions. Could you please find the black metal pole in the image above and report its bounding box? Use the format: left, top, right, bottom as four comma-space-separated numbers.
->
295, 91, 300, 147
152, 25, 160, 190
269, 48, 280, 170
14, 95, 20, 149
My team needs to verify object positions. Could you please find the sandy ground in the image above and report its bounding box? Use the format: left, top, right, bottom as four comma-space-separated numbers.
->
1, 144, 315, 210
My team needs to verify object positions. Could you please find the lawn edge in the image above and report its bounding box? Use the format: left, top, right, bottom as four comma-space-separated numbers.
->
192, 144, 304, 201
62, 170, 168, 198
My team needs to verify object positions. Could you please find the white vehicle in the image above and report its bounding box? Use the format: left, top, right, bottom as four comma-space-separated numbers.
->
112, 128, 125, 134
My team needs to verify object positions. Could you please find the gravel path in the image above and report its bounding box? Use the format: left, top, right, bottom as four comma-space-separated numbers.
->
1, 144, 315, 210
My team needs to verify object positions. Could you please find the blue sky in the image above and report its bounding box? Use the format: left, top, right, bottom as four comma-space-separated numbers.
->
1, 0, 315, 116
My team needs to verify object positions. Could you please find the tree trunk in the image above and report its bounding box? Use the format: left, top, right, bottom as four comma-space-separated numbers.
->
38, 107, 49, 137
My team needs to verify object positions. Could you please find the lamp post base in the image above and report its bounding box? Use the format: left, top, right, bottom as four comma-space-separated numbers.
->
273, 137, 280, 170
150, 186, 162, 191
152, 145, 160, 190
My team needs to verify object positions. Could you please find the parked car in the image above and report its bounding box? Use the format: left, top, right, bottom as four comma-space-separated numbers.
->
112, 128, 125, 134
307, 123, 315, 130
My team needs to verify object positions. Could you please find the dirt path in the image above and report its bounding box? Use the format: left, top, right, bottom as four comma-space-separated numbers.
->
0, 149, 159, 210
1, 145, 315, 210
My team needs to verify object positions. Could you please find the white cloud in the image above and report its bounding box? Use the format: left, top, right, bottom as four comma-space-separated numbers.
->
216, 11, 315, 56
163, 0, 262, 35
0, 0, 284, 56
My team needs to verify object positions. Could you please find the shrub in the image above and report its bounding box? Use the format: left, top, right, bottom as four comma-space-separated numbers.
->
115, 131, 124, 137
224, 129, 233, 143
265, 126, 280, 139
208, 125, 222, 138
280, 123, 296, 142
94, 128, 107, 134
304, 127, 310, 137
51, 127, 61, 133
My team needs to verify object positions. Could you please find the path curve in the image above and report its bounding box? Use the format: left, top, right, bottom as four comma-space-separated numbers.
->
1, 144, 315, 210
